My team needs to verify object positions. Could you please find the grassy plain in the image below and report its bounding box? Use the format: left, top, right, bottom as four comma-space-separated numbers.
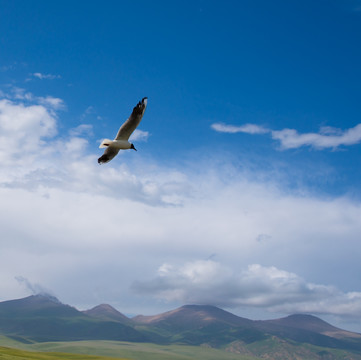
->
0, 345, 129, 360
1, 336, 359, 360
0, 337, 257, 360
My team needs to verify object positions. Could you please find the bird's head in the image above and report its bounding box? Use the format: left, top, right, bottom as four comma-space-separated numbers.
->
131, 143, 137, 151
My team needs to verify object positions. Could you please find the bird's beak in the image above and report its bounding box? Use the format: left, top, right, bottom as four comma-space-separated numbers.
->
131, 144, 137, 151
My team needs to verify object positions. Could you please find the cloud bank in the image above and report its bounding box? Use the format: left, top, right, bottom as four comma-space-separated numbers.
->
212, 122, 361, 150
133, 260, 361, 317
1, 88, 361, 330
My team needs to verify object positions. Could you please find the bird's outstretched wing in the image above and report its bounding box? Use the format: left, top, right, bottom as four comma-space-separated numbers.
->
115, 97, 147, 140
98, 146, 120, 164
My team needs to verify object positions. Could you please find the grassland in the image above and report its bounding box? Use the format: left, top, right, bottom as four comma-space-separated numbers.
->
0, 337, 257, 360
1, 335, 361, 360
0, 345, 129, 360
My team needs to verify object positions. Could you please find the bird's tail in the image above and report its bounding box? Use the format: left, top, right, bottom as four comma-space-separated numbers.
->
99, 139, 113, 148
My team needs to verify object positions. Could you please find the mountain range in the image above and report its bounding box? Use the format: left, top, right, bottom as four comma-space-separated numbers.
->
1, 294, 361, 359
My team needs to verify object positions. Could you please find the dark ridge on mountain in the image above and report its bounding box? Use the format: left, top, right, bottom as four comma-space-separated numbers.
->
133, 304, 252, 328
0, 294, 80, 317
257, 313, 361, 338
255, 314, 361, 352
263, 314, 340, 333
36, 293, 61, 304
133, 304, 264, 346
83, 304, 130, 323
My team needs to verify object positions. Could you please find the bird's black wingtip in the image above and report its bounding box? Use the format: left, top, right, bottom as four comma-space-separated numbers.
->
135, 97, 148, 109
98, 154, 109, 164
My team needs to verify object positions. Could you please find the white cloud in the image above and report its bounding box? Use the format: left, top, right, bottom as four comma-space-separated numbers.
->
133, 260, 361, 317
212, 121, 361, 150
32, 72, 61, 80
0, 99, 57, 165
130, 129, 149, 142
8, 87, 65, 111
11, 87, 34, 101
38, 96, 65, 110
272, 124, 361, 149
211, 122, 269, 134
69, 124, 93, 137
15, 276, 54, 297
80, 106, 95, 121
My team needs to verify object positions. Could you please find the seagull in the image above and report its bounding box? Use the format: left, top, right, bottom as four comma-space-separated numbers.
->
98, 97, 148, 164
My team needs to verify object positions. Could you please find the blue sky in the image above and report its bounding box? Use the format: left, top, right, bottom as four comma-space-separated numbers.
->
1, 0, 361, 332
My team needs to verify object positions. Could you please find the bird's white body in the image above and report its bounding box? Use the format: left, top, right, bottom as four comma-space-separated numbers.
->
98, 97, 147, 164
99, 139, 132, 149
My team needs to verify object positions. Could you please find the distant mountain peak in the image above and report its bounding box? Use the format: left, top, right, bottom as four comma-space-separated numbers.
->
133, 304, 251, 328
83, 304, 129, 323
14, 294, 62, 307
33, 293, 61, 304
268, 313, 339, 332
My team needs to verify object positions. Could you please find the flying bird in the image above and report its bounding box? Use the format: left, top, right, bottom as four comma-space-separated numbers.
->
98, 97, 148, 164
